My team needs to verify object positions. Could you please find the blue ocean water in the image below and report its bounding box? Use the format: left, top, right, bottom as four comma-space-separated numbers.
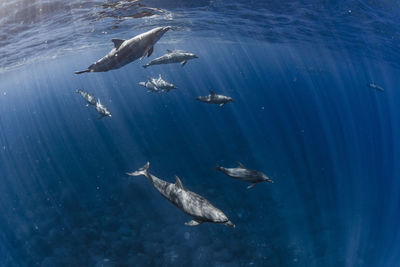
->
1, 0, 400, 266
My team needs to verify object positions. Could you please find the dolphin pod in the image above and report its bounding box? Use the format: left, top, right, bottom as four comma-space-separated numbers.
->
75, 90, 111, 119
138, 74, 177, 93
74, 25, 274, 228
75, 26, 171, 74
127, 162, 235, 227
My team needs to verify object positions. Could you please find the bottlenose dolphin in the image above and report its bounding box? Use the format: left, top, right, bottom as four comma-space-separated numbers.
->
75, 89, 96, 106
127, 162, 234, 227
143, 50, 198, 68
138, 80, 160, 93
196, 90, 234, 106
95, 99, 112, 119
75, 26, 171, 74
368, 82, 384, 91
149, 74, 177, 92
215, 162, 273, 189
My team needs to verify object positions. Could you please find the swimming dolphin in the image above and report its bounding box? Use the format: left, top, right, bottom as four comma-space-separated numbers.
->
196, 90, 234, 106
138, 80, 161, 93
95, 99, 112, 119
75, 89, 96, 106
149, 74, 177, 92
75, 26, 171, 74
143, 50, 198, 68
215, 162, 273, 189
368, 82, 384, 91
127, 162, 234, 227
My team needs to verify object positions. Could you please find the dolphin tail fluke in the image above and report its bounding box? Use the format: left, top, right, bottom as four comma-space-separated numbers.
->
214, 164, 221, 171
127, 162, 150, 177
74, 69, 90, 74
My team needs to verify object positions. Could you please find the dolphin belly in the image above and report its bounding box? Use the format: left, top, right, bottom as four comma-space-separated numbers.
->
172, 190, 228, 223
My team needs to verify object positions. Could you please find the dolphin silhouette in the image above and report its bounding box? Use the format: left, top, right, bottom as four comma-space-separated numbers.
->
127, 162, 234, 227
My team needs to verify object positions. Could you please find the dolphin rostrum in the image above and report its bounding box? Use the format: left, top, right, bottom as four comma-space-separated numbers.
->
138, 80, 160, 93
75, 89, 96, 106
127, 162, 234, 227
95, 99, 112, 119
143, 50, 198, 68
196, 90, 234, 106
215, 162, 273, 189
148, 74, 177, 92
75, 26, 171, 74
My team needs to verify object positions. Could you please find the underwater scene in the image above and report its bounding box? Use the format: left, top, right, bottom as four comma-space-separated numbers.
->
1, 0, 400, 266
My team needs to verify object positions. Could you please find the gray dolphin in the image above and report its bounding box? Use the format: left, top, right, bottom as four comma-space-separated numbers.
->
75, 26, 171, 74
95, 99, 112, 119
127, 162, 234, 227
143, 50, 198, 68
138, 80, 160, 93
215, 162, 273, 189
196, 90, 234, 106
149, 74, 177, 92
368, 82, 384, 91
75, 89, 96, 106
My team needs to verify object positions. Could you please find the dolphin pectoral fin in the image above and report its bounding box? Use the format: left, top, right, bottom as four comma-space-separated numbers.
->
185, 220, 202, 226
148, 46, 154, 57
247, 183, 257, 189
219, 103, 225, 107
111, 38, 125, 49
209, 90, 215, 95
86, 104, 89, 107
140, 50, 148, 60
180, 60, 187, 67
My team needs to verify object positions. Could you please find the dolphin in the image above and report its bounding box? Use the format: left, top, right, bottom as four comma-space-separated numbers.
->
148, 74, 177, 92
75, 89, 96, 106
215, 162, 273, 189
143, 50, 198, 68
368, 82, 384, 91
138, 80, 161, 93
127, 162, 234, 227
196, 90, 234, 106
95, 99, 112, 119
75, 26, 171, 74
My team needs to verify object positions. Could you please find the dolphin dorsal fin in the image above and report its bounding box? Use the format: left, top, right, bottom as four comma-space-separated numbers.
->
174, 175, 185, 190
167, 49, 173, 53
112, 39, 125, 49
237, 162, 245, 168
209, 90, 215, 95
